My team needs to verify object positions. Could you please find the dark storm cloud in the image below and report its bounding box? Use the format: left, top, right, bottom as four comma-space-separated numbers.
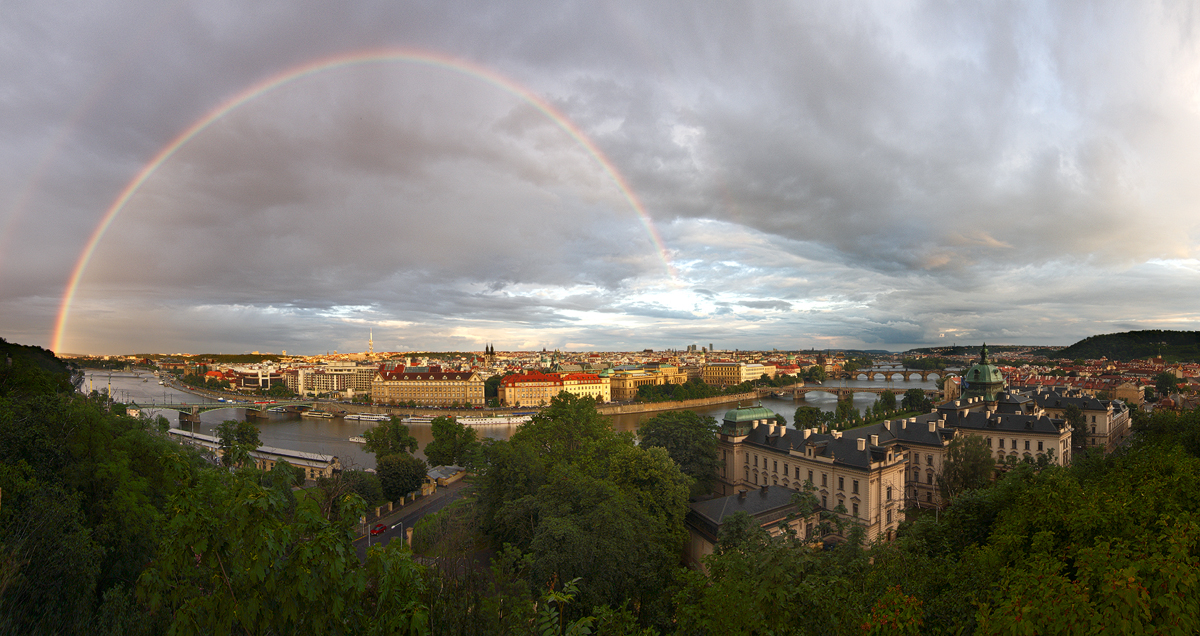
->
3, 1, 1200, 354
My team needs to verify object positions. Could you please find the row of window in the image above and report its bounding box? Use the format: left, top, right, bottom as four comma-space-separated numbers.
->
988, 437, 1044, 452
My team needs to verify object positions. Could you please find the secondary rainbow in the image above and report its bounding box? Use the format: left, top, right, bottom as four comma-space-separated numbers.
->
53, 48, 674, 353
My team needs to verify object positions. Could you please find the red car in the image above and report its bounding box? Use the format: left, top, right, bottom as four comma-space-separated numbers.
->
370, 523, 387, 536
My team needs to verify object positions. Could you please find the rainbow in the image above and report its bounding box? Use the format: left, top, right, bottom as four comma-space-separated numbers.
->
52, 47, 674, 353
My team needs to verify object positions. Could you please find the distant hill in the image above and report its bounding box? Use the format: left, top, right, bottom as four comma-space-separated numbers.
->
1053, 330, 1200, 362
0, 337, 72, 377
0, 337, 76, 395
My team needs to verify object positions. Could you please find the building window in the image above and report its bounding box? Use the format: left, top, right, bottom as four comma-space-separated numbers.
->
887, 510, 893, 524
1011, 439, 1016, 449
999, 438, 1005, 449
887, 486, 892, 500
795, 467, 800, 479
784, 463, 788, 475
773, 460, 778, 473
838, 477, 844, 491
1038, 441, 1044, 451
987, 437, 993, 447
852, 479, 859, 494
822, 495, 827, 508
926, 492, 932, 502
754, 455, 758, 467
822, 473, 827, 487
852, 503, 859, 517
926, 454, 933, 466
1024, 440, 1030, 451
745, 467, 749, 480
744, 453, 749, 465
926, 473, 932, 485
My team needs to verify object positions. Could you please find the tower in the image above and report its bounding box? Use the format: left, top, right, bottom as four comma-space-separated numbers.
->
369, 329, 374, 356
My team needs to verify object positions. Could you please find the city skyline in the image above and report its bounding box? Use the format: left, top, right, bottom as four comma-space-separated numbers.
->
3, 3, 1200, 356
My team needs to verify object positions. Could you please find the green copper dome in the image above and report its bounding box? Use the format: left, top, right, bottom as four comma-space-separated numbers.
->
961, 344, 1005, 402
721, 405, 778, 436
722, 405, 777, 423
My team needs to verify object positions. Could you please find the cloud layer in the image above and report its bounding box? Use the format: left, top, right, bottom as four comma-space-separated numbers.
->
2, 1, 1199, 354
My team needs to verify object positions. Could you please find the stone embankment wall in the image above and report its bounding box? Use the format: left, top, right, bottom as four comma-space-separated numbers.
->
595, 392, 757, 416
168, 380, 756, 420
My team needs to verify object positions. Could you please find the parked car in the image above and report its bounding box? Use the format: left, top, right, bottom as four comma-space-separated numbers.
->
370, 523, 387, 536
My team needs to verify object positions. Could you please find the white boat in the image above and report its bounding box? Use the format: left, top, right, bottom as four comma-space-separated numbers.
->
301, 411, 333, 418
344, 413, 391, 422
267, 407, 286, 413
348, 436, 367, 444
457, 415, 533, 426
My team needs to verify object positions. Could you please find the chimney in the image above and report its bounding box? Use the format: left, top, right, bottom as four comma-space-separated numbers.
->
760, 485, 768, 494
883, 420, 891, 431
870, 434, 879, 447
901, 419, 907, 430
738, 489, 747, 500
803, 428, 811, 439
857, 438, 866, 451
833, 430, 842, 439
928, 421, 936, 433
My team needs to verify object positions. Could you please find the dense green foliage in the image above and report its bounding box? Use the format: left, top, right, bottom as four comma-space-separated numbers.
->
476, 393, 690, 629
424, 416, 480, 467
8, 338, 1200, 634
900, 357, 952, 370
362, 416, 420, 458
1053, 329, 1200, 362
215, 419, 261, 467
938, 434, 995, 500
179, 372, 231, 391
377, 453, 429, 501
636, 410, 720, 496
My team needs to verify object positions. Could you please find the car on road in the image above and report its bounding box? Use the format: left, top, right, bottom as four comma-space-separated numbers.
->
370, 523, 387, 536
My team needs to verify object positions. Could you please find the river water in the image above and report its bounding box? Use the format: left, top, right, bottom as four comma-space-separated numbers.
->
85, 371, 937, 470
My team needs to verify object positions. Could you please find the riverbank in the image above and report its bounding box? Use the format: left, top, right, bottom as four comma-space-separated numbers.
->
156, 381, 764, 421
595, 392, 759, 416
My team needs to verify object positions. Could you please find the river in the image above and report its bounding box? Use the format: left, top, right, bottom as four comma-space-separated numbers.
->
84, 371, 937, 470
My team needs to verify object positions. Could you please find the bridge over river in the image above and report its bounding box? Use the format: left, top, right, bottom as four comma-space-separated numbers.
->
845, 366, 955, 382
130, 399, 323, 423
755, 384, 941, 401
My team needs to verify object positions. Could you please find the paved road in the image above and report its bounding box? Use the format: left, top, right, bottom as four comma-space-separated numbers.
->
354, 480, 472, 561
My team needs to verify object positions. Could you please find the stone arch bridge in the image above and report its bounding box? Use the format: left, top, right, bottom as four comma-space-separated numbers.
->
755, 385, 941, 401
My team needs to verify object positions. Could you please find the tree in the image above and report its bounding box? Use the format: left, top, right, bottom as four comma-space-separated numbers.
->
939, 434, 994, 500
377, 453, 427, 501
1064, 403, 1087, 449
262, 383, 295, 398
637, 410, 720, 496
1155, 371, 1180, 397
424, 416, 479, 467
879, 389, 897, 411
794, 406, 823, 429
215, 419, 260, 467
835, 398, 858, 425
362, 416, 418, 459
901, 388, 930, 413
715, 511, 769, 554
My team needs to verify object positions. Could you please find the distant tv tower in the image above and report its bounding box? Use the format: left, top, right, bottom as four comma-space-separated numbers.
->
369, 329, 374, 355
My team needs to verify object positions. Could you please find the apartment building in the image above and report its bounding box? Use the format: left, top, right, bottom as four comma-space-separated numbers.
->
371, 366, 485, 406
702, 362, 777, 388
715, 406, 907, 543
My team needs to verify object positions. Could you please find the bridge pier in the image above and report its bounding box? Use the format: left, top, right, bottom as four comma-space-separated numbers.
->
179, 412, 201, 426
246, 409, 269, 420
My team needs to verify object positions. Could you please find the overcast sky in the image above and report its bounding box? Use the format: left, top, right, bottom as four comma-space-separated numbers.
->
3, 1, 1199, 355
